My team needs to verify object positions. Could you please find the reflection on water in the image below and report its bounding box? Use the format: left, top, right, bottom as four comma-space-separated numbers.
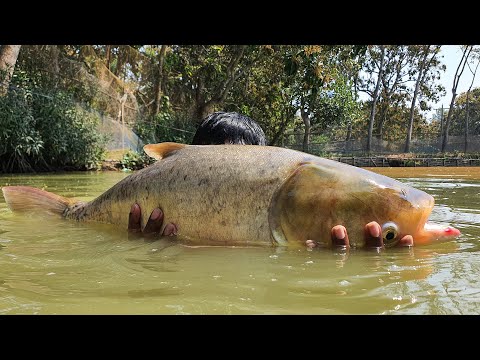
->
1, 168, 480, 314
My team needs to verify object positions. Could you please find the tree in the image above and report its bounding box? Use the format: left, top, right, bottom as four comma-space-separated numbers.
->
227, 45, 297, 146
0, 45, 21, 96
464, 52, 480, 152
324, 46, 367, 144
169, 45, 255, 122
375, 46, 412, 140
153, 45, 168, 117
283, 46, 360, 152
365, 45, 385, 153
404, 45, 443, 152
442, 45, 474, 153
449, 88, 480, 136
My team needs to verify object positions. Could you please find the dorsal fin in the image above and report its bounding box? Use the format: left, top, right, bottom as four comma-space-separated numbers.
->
143, 142, 186, 160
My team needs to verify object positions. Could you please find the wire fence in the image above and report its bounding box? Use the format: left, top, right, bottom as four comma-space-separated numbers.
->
285, 134, 480, 156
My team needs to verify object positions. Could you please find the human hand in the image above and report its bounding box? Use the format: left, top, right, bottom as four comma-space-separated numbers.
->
128, 203, 178, 237
305, 222, 414, 249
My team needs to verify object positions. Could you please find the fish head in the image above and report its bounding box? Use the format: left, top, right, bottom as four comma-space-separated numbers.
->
361, 179, 460, 247
269, 161, 461, 248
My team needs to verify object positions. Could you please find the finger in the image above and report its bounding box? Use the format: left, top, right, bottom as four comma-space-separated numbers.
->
162, 223, 178, 236
364, 221, 383, 248
305, 239, 317, 248
398, 234, 414, 247
331, 225, 350, 248
143, 208, 164, 235
128, 203, 142, 232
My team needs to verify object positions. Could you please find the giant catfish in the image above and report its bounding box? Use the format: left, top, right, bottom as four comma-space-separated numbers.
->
1, 143, 461, 248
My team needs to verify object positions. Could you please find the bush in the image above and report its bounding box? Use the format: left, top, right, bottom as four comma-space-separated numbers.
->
119, 150, 153, 171
32, 91, 107, 170
0, 87, 107, 172
0, 90, 44, 172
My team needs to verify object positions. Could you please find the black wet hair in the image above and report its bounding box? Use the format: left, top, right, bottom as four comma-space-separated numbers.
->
191, 112, 267, 145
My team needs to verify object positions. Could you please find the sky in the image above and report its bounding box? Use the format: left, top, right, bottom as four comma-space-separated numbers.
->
434, 45, 480, 112
357, 45, 480, 120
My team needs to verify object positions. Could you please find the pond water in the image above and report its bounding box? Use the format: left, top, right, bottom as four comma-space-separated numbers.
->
0, 167, 479, 314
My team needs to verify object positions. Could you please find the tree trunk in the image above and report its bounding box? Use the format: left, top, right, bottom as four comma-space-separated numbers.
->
194, 102, 217, 122
49, 45, 60, 84
105, 45, 111, 70
0, 45, 21, 96
404, 85, 420, 153
301, 108, 311, 152
193, 45, 246, 122
345, 122, 352, 152
464, 58, 479, 153
366, 46, 385, 153
465, 91, 470, 153
377, 104, 387, 140
113, 47, 125, 78
270, 111, 295, 146
153, 45, 167, 117
442, 46, 473, 153
405, 47, 429, 153
440, 104, 444, 145
346, 122, 352, 142
442, 92, 458, 153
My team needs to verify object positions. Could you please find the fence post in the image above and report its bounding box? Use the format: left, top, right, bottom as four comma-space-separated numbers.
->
118, 93, 128, 152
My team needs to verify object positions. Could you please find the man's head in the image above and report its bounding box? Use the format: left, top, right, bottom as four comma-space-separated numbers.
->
192, 112, 267, 145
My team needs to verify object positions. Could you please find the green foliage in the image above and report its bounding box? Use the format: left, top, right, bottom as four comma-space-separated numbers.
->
228, 46, 297, 145
0, 87, 107, 173
0, 90, 43, 172
311, 74, 361, 131
32, 91, 107, 170
0, 48, 110, 173
450, 87, 480, 135
282, 46, 362, 142
134, 95, 195, 144
119, 150, 153, 171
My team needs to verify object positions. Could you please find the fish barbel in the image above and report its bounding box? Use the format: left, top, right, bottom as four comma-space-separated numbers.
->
1, 143, 460, 248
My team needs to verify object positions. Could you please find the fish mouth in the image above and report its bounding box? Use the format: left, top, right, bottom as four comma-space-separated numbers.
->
397, 190, 460, 245
414, 222, 461, 245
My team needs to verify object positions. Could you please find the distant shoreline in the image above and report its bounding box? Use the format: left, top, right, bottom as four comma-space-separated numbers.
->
332, 155, 480, 167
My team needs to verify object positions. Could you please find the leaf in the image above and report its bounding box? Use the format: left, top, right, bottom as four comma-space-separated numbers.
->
284, 56, 299, 76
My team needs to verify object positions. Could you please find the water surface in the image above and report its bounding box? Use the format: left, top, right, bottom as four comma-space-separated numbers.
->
1, 168, 479, 314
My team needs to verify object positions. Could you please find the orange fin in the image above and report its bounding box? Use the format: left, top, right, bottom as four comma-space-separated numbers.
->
1, 186, 76, 216
143, 142, 186, 160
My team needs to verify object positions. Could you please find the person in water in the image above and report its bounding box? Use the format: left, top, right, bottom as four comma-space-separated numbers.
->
128, 111, 414, 248
192, 111, 267, 146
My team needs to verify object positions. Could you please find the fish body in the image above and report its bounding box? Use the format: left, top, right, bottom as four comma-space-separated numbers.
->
1, 143, 460, 247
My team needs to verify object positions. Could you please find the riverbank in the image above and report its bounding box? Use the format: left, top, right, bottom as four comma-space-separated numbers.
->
101, 149, 153, 172
101, 150, 125, 171
101, 149, 480, 172
333, 155, 480, 167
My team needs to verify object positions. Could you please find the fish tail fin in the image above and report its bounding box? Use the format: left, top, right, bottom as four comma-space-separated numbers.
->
1, 186, 76, 217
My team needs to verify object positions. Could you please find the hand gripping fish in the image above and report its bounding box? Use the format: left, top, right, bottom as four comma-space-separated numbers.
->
1, 143, 461, 248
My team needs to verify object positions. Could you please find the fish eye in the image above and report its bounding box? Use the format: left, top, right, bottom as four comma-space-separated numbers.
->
381, 222, 399, 247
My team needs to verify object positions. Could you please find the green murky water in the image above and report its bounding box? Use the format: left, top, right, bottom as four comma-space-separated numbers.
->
1, 168, 479, 314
